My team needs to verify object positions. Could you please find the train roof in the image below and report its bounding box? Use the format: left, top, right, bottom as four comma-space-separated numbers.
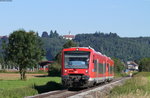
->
63, 47, 94, 51
70, 46, 94, 50
63, 47, 113, 60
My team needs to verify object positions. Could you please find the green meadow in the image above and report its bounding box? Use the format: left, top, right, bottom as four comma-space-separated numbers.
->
0, 74, 61, 98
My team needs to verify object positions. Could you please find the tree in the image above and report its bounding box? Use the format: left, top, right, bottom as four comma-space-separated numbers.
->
49, 30, 59, 38
0, 56, 5, 69
139, 58, 150, 72
48, 40, 78, 76
112, 58, 125, 73
55, 40, 78, 65
63, 40, 77, 48
0, 40, 7, 69
42, 31, 49, 38
49, 30, 53, 37
74, 32, 150, 61
5, 30, 44, 80
40, 36, 66, 60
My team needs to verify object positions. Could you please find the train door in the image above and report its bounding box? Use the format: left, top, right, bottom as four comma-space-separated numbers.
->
94, 59, 99, 83
107, 63, 110, 80
103, 61, 106, 81
96, 59, 99, 79
112, 64, 114, 76
109, 63, 110, 77
106, 63, 109, 79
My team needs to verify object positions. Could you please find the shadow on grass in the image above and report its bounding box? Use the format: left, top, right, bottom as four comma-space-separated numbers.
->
35, 75, 61, 78
34, 75, 49, 77
34, 81, 64, 94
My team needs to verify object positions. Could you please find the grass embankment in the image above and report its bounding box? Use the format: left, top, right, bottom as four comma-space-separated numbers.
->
0, 74, 61, 98
114, 73, 127, 78
110, 72, 150, 98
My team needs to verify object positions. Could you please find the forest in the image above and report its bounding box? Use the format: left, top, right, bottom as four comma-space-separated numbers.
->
39, 31, 150, 62
0, 30, 150, 73
0, 31, 150, 62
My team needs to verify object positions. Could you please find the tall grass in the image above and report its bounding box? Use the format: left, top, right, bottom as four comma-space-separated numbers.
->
110, 72, 150, 98
0, 87, 38, 98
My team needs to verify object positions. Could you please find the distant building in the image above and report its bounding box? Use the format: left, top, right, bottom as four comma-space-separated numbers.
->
0, 36, 8, 39
127, 61, 139, 71
63, 32, 75, 40
39, 61, 53, 71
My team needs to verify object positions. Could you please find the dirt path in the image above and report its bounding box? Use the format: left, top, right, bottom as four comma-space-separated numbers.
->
0, 73, 47, 80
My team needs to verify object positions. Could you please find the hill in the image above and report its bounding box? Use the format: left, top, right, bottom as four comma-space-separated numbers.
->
74, 32, 150, 61
0, 32, 150, 61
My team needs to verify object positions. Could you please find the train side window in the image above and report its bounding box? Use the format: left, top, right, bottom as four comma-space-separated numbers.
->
112, 65, 114, 74
94, 60, 97, 72
103, 63, 106, 74
110, 66, 111, 74
108, 63, 110, 73
110, 65, 113, 74
107, 64, 109, 72
99, 63, 103, 74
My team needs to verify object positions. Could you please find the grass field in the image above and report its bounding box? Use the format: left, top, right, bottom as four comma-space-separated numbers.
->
0, 73, 48, 80
0, 73, 61, 98
109, 72, 150, 98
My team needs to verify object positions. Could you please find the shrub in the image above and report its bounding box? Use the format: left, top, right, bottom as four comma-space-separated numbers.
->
48, 62, 61, 76
112, 58, 125, 73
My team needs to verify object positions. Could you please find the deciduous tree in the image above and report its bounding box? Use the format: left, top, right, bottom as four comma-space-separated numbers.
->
139, 58, 150, 72
5, 30, 44, 80
63, 40, 77, 48
112, 58, 125, 73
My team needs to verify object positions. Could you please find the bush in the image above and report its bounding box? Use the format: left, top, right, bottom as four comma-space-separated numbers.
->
48, 62, 61, 76
112, 58, 125, 73
139, 58, 150, 72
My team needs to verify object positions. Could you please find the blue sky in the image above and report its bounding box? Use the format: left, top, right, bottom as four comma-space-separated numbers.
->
0, 0, 150, 37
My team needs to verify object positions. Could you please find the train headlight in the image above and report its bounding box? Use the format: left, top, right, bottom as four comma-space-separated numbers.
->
64, 70, 67, 73
85, 70, 88, 73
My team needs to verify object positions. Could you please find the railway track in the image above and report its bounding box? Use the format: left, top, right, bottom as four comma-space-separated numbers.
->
25, 77, 130, 98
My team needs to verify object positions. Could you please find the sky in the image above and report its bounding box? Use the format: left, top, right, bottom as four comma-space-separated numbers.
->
0, 0, 150, 37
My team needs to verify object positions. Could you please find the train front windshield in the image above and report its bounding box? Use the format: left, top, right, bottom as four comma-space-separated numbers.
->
64, 51, 90, 69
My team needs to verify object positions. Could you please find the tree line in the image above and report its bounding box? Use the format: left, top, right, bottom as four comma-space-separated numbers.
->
40, 31, 150, 73
1, 31, 150, 62
74, 32, 150, 61
0, 30, 150, 80
40, 31, 150, 62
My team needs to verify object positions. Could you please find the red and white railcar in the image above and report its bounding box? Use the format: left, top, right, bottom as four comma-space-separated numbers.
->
61, 47, 114, 88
